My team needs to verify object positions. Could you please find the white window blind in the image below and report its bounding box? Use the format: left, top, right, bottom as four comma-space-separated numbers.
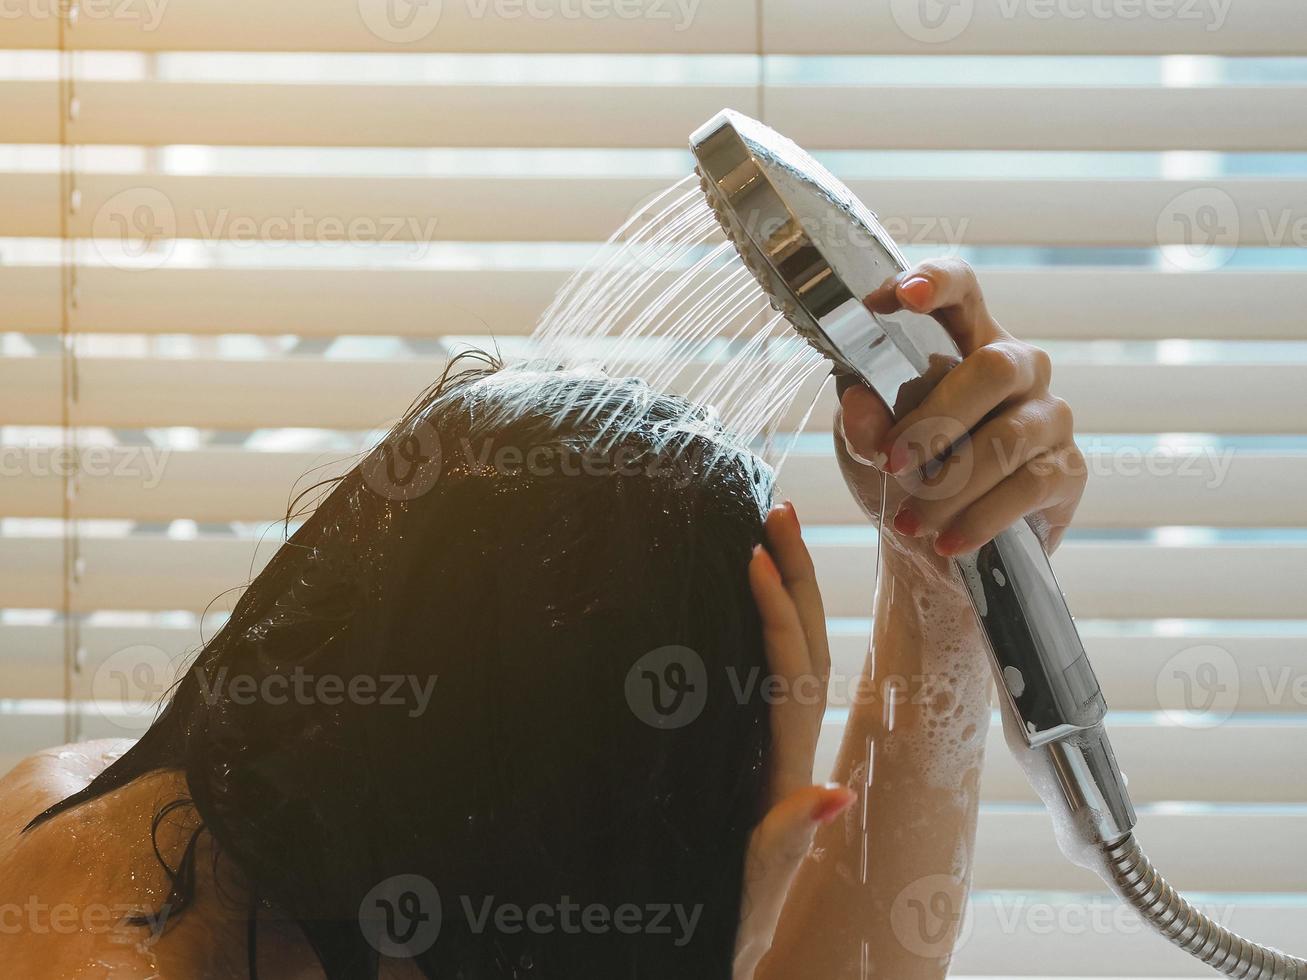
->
3, 2, 1307, 975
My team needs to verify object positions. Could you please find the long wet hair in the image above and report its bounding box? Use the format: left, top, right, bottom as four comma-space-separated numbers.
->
27, 351, 774, 979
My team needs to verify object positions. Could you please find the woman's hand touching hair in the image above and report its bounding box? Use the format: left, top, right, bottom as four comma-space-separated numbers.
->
733, 502, 855, 980
836, 257, 1086, 556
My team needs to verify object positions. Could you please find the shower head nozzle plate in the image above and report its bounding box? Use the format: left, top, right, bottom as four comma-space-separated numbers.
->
689, 109, 959, 419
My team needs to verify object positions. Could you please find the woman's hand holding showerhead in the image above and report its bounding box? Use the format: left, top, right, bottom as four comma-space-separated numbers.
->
836, 257, 1086, 556
733, 502, 855, 980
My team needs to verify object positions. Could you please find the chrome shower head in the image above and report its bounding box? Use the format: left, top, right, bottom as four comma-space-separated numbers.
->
690, 108, 959, 418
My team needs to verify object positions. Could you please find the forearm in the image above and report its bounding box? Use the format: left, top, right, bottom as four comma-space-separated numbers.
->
758, 537, 991, 979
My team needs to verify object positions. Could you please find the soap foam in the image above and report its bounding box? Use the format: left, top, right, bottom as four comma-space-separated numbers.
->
888, 567, 992, 806
997, 697, 1112, 881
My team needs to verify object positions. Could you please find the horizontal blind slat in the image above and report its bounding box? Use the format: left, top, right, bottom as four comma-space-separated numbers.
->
778, 452, 1307, 528
7, 447, 1306, 528
4, 536, 1306, 618
772, 85, 1307, 151
4, 173, 1300, 246
0, 80, 60, 143
970, 809, 1307, 893
7, 80, 1306, 151
5, 267, 1305, 342
825, 631, 1307, 721
955, 899, 1307, 978
816, 542, 1307, 620
1, 0, 757, 53
5, 0, 1303, 54
764, 0, 1307, 55
1, 80, 758, 148
2, 356, 1304, 433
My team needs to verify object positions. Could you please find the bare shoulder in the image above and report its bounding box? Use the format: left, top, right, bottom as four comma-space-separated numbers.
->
0, 739, 202, 978
0, 738, 137, 847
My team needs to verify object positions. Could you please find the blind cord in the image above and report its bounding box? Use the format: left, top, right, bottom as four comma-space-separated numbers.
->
57, 3, 82, 745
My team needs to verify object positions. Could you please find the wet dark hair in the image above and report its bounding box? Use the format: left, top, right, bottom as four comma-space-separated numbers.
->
28, 351, 774, 979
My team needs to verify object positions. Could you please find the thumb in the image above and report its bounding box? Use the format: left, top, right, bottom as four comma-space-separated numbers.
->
735, 784, 856, 979
835, 384, 895, 525
836, 383, 892, 470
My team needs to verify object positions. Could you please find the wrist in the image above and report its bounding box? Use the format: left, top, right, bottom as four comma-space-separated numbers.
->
878, 529, 967, 597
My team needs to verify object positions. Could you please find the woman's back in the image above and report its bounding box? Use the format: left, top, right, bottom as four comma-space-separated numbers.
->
0, 741, 345, 979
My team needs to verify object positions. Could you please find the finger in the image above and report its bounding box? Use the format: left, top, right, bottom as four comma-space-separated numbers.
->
735, 784, 857, 978
1043, 521, 1072, 555
837, 383, 893, 468
894, 397, 1074, 538
764, 503, 831, 691
750, 542, 811, 682
897, 258, 1007, 353
749, 545, 818, 799
880, 341, 1053, 475
1033, 448, 1087, 555
934, 446, 1087, 557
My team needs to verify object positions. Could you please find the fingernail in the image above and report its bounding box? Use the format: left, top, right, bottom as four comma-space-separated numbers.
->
883, 439, 912, 475
783, 499, 800, 530
898, 276, 932, 311
838, 410, 880, 468
934, 528, 966, 556
813, 787, 856, 826
893, 506, 921, 537
753, 544, 781, 579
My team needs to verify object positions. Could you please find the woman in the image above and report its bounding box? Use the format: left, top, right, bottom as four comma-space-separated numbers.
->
0, 260, 1084, 978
